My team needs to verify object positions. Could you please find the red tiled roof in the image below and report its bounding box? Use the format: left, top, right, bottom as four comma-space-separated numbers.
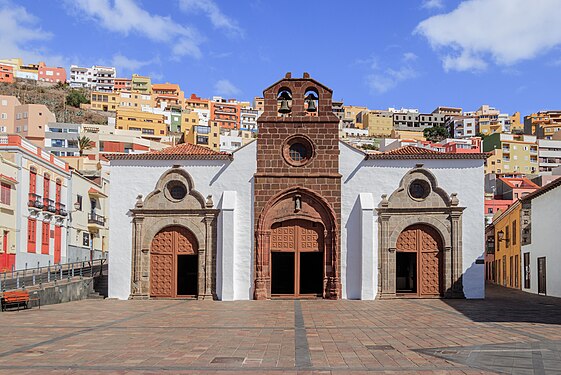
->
366, 146, 488, 160
105, 143, 232, 161
498, 177, 540, 189
521, 177, 561, 202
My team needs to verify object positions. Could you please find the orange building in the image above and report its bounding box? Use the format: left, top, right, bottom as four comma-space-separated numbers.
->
152, 83, 184, 108
37, 62, 66, 83
0, 64, 14, 83
114, 78, 132, 91
210, 100, 240, 130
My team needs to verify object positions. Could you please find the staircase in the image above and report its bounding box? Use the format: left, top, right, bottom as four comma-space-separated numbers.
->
92, 274, 108, 298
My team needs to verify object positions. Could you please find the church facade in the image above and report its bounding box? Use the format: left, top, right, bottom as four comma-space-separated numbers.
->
108, 73, 486, 300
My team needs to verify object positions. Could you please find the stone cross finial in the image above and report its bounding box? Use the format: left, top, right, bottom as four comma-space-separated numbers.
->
206, 195, 214, 208
135, 194, 143, 208
380, 194, 389, 207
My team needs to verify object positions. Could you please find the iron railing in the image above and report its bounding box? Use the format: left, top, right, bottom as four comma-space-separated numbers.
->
55, 202, 68, 216
28, 193, 43, 208
88, 213, 106, 226
43, 198, 56, 213
0, 258, 107, 293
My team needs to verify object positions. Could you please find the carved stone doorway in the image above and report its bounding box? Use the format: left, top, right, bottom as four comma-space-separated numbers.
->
150, 226, 199, 298
270, 219, 324, 298
396, 224, 443, 297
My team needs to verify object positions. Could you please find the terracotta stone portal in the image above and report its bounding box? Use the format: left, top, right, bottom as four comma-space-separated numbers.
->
254, 73, 341, 299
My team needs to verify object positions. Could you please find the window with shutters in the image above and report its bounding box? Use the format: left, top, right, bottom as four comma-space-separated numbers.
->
30, 169, 37, 194
42, 222, 50, 254
0, 183, 10, 205
27, 218, 36, 253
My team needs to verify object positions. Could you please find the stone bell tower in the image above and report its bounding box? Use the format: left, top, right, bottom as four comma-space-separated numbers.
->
253, 72, 342, 300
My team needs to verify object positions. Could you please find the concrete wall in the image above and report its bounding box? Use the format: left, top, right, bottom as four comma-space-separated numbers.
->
522, 185, 561, 297
339, 142, 485, 299
108, 142, 256, 300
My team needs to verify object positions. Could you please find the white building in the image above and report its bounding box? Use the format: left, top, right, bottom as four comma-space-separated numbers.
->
240, 108, 260, 132
521, 179, 561, 297
69, 65, 116, 92
107, 74, 486, 302
538, 139, 561, 174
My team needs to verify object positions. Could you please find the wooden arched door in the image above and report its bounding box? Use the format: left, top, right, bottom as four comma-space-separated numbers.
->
396, 224, 443, 297
270, 219, 324, 297
150, 226, 198, 298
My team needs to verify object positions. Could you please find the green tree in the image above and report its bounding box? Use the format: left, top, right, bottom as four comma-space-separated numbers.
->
66, 90, 89, 108
77, 136, 93, 156
423, 126, 449, 142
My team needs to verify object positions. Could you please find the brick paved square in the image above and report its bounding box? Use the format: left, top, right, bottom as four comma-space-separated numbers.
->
1, 284, 560, 374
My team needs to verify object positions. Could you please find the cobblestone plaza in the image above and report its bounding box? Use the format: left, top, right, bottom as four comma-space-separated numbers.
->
1, 284, 560, 374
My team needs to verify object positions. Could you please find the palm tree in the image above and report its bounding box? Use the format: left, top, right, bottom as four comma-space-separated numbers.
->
77, 135, 93, 156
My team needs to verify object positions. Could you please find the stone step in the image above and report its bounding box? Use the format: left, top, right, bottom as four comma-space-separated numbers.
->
87, 293, 105, 300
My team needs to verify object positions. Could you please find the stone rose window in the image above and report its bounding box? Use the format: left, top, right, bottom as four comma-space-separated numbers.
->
283, 135, 314, 166
166, 181, 188, 202
408, 179, 430, 200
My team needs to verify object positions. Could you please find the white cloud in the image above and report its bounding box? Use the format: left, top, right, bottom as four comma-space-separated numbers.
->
67, 0, 203, 59
415, 0, 561, 72
367, 66, 418, 94
0, 1, 66, 66
111, 54, 159, 74
179, 0, 243, 38
214, 79, 241, 96
422, 0, 444, 10
403, 52, 418, 62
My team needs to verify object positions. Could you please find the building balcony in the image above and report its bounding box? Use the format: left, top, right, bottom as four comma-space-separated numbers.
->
55, 202, 68, 217
88, 213, 106, 228
28, 193, 43, 209
43, 198, 56, 213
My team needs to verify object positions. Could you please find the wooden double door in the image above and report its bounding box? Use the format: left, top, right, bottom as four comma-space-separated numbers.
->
270, 219, 324, 298
150, 226, 199, 298
396, 224, 443, 297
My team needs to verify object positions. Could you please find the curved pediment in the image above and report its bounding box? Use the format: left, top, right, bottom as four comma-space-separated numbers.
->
384, 167, 453, 209
141, 168, 206, 211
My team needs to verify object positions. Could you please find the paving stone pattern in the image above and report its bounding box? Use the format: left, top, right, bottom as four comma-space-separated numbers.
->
1, 284, 561, 374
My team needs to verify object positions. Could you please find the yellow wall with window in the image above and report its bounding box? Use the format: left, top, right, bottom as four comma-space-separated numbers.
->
493, 200, 521, 289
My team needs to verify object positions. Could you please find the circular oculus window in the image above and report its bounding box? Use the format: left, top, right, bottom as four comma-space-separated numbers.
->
283, 137, 314, 166
166, 181, 187, 201
408, 179, 430, 200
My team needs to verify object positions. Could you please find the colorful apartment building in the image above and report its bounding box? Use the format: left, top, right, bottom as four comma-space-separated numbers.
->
488, 200, 522, 289
483, 133, 538, 175
184, 122, 220, 151
152, 83, 184, 108
131, 74, 152, 94
0, 64, 14, 83
69, 65, 116, 92
210, 98, 240, 130
524, 111, 561, 139
185, 94, 210, 126
90, 92, 119, 111
37, 62, 66, 83
0, 134, 70, 268
0, 95, 56, 146
343, 105, 368, 129
116, 108, 167, 139
118, 91, 152, 111
364, 110, 393, 137
114, 78, 132, 91
538, 138, 561, 173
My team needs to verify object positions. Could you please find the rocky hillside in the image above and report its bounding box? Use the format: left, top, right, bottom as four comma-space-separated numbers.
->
0, 80, 109, 125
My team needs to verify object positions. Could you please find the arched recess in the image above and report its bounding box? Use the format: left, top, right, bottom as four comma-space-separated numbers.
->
254, 186, 340, 300
376, 167, 465, 299
129, 168, 218, 300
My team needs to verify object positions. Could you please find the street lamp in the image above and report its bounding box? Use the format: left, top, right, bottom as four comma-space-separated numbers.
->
497, 230, 505, 242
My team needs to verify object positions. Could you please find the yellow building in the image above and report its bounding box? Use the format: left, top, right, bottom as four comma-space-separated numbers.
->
182, 109, 200, 129
492, 200, 521, 289
131, 74, 152, 94
185, 121, 220, 151
483, 133, 538, 175
363, 110, 393, 136
390, 129, 426, 141
116, 109, 167, 139
343, 105, 368, 129
152, 83, 184, 108
510, 112, 523, 132
524, 110, 561, 138
118, 91, 153, 111
90, 92, 119, 111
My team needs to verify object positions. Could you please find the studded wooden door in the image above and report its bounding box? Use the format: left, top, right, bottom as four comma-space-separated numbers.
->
396, 225, 442, 297
150, 226, 198, 298
270, 219, 323, 297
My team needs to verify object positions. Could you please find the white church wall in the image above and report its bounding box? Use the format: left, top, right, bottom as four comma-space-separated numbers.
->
108, 142, 257, 300
340, 142, 485, 299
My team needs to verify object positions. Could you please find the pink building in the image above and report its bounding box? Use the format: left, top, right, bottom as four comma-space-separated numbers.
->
0, 64, 14, 83
38, 62, 67, 84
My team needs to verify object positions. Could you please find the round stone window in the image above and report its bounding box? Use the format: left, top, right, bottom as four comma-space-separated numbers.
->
408, 179, 430, 200
166, 181, 187, 201
283, 136, 314, 166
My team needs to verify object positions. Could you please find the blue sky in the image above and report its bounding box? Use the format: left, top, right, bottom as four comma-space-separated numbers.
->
2, 0, 561, 115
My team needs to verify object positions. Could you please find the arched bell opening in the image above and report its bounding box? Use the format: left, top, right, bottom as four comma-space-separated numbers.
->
304, 87, 319, 116
277, 88, 292, 116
